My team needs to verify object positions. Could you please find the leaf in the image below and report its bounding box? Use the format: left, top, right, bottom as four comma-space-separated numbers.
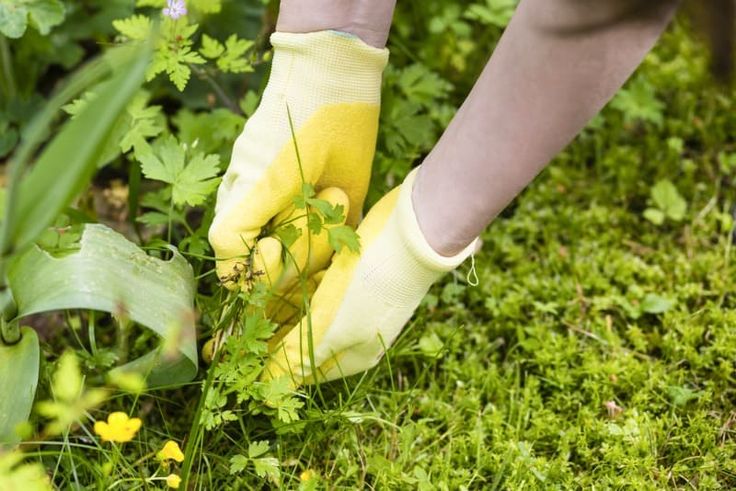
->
229, 455, 249, 475
0, 451, 50, 489
175, 153, 221, 206
113, 14, 151, 41
216, 35, 254, 73
667, 385, 700, 407
253, 457, 280, 480
139, 136, 220, 207
0, 0, 65, 39
274, 224, 301, 249
328, 225, 361, 254
419, 333, 444, 358
0, 327, 39, 446
307, 198, 345, 225
248, 440, 270, 458
200, 34, 224, 59
0, 2, 28, 38
640, 293, 673, 314
7, 224, 198, 387
650, 179, 687, 222
643, 208, 665, 225
5, 44, 150, 254
53, 351, 82, 403
464, 0, 516, 28
610, 76, 664, 127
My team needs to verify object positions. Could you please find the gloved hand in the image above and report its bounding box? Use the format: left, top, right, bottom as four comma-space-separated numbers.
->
263, 168, 479, 384
209, 30, 389, 289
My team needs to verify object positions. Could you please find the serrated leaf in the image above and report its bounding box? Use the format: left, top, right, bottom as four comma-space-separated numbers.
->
139, 136, 220, 206
200, 34, 224, 59
248, 440, 270, 458
229, 455, 249, 475
328, 225, 360, 254
175, 153, 220, 206
274, 224, 301, 249
216, 35, 254, 73
113, 15, 151, 41
307, 198, 345, 225
253, 457, 280, 480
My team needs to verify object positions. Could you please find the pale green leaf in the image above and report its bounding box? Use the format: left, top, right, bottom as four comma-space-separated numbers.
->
113, 15, 151, 41
200, 34, 224, 59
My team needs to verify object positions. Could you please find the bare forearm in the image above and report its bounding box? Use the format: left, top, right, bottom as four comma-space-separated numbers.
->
413, 0, 679, 255
276, 0, 396, 48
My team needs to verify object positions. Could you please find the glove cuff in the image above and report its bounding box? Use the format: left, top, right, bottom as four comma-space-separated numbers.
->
396, 168, 479, 273
268, 30, 389, 104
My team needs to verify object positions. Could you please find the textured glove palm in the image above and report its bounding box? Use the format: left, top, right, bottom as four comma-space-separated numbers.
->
209, 30, 389, 289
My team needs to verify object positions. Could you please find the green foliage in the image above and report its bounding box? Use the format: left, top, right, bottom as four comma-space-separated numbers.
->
138, 135, 220, 207
200, 34, 254, 73
0, 0, 65, 39
0, 451, 50, 490
643, 179, 688, 225
2, 1, 736, 489
35, 351, 107, 436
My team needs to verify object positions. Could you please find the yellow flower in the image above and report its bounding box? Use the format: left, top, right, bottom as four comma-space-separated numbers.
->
157, 440, 185, 463
166, 474, 182, 489
93, 412, 142, 443
300, 469, 317, 482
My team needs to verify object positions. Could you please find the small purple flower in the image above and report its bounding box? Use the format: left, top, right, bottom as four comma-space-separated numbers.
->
163, 0, 187, 20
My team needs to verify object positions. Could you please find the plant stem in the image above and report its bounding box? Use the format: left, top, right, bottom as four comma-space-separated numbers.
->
192, 65, 242, 115
0, 34, 17, 101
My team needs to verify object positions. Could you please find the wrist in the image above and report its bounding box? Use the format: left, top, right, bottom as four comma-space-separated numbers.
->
276, 0, 395, 48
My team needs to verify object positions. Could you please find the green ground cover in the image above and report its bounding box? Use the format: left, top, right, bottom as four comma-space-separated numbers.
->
1, 1, 736, 489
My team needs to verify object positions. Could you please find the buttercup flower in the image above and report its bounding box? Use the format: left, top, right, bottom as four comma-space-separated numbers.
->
300, 469, 317, 482
163, 0, 187, 20
166, 473, 182, 489
157, 440, 185, 463
93, 412, 142, 443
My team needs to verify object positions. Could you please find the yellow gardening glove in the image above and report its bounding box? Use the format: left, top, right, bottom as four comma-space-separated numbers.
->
209, 30, 389, 289
263, 168, 479, 384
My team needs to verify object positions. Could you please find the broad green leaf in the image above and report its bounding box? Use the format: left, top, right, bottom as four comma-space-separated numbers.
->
0, 0, 64, 39
0, 327, 39, 446
26, 0, 64, 35
7, 224, 198, 387
6, 44, 150, 254
0, 2, 29, 39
